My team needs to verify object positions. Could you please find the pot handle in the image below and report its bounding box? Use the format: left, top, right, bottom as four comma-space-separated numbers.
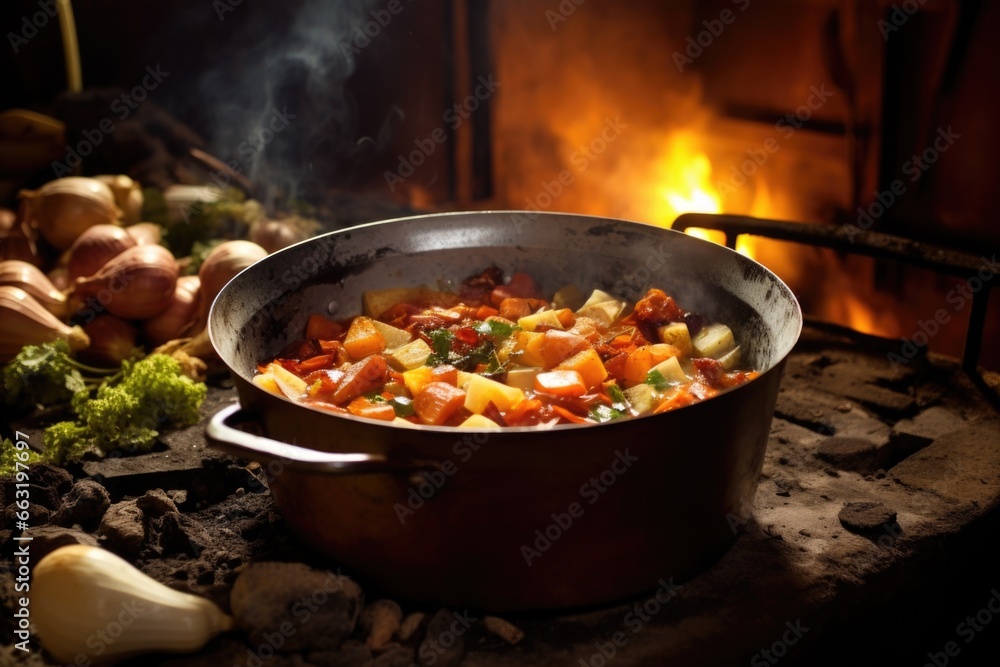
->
206, 403, 441, 475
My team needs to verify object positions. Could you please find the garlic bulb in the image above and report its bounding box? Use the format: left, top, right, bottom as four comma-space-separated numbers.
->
196, 240, 267, 328
32, 545, 233, 665
0, 286, 88, 362
124, 222, 162, 246
19, 177, 121, 250
0, 260, 68, 318
95, 174, 144, 225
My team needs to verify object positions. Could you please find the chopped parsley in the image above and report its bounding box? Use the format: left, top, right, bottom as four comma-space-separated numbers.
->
607, 384, 629, 411
473, 319, 518, 339
589, 404, 625, 423
388, 396, 415, 417
645, 369, 670, 390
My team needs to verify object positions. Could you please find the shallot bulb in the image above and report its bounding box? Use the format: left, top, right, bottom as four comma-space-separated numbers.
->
72, 244, 178, 320
19, 177, 120, 249
143, 275, 200, 347
67, 223, 137, 282
124, 222, 163, 246
196, 240, 267, 326
249, 219, 308, 253
0, 208, 42, 266
0, 260, 68, 318
0, 286, 89, 362
32, 545, 233, 665
79, 314, 138, 367
95, 174, 144, 225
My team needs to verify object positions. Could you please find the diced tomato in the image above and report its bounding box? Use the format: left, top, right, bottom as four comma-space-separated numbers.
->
278, 338, 323, 360
633, 288, 684, 327
413, 382, 467, 425
498, 298, 534, 320
534, 370, 587, 397
346, 396, 396, 421
603, 352, 627, 380
490, 272, 540, 306
454, 327, 480, 346
331, 355, 389, 404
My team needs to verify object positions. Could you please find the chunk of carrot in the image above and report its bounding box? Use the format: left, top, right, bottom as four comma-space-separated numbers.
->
534, 370, 587, 397
431, 364, 459, 386
305, 314, 344, 340
343, 316, 387, 358
332, 355, 389, 404
556, 348, 608, 389
622, 344, 680, 384
414, 381, 467, 425
539, 330, 589, 368
346, 396, 396, 421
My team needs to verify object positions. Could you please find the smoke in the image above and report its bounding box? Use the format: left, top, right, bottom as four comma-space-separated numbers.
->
196, 0, 380, 203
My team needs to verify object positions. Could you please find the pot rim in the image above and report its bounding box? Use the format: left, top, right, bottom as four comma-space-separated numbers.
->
209, 210, 803, 434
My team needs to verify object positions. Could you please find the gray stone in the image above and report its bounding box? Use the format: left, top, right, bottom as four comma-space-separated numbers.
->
816, 437, 882, 473
838, 502, 897, 534
309, 641, 375, 667
891, 406, 967, 455
231, 562, 363, 652
52, 479, 110, 530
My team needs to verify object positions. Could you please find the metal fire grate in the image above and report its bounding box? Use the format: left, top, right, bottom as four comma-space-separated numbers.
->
673, 213, 994, 376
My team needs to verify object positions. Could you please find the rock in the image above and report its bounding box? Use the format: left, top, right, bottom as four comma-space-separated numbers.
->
418, 609, 472, 667
309, 641, 375, 667
166, 489, 188, 507
231, 562, 363, 652
816, 437, 881, 473
372, 643, 415, 667
136, 488, 179, 518
5, 502, 50, 528
361, 599, 403, 651
838, 502, 897, 534
158, 511, 212, 557
24, 526, 98, 563
51, 479, 111, 530
891, 406, 967, 455
98, 500, 145, 557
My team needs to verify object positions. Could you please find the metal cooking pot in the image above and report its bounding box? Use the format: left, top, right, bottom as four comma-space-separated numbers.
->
205, 211, 801, 611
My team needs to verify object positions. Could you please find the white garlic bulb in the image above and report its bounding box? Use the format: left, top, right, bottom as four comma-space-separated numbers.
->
32, 545, 233, 665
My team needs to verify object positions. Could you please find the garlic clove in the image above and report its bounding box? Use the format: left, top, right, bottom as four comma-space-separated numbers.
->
32, 545, 233, 665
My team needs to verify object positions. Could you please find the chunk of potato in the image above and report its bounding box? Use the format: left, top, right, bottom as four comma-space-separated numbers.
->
575, 300, 625, 327
504, 366, 541, 391
552, 284, 585, 310
371, 319, 412, 349
692, 323, 735, 359
363, 288, 459, 318
649, 356, 688, 384
517, 310, 564, 332
717, 345, 742, 371
458, 371, 525, 413
387, 339, 432, 371
657, 322, 693, 356
458, 414, 502, 429
624, 383, 657, 415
